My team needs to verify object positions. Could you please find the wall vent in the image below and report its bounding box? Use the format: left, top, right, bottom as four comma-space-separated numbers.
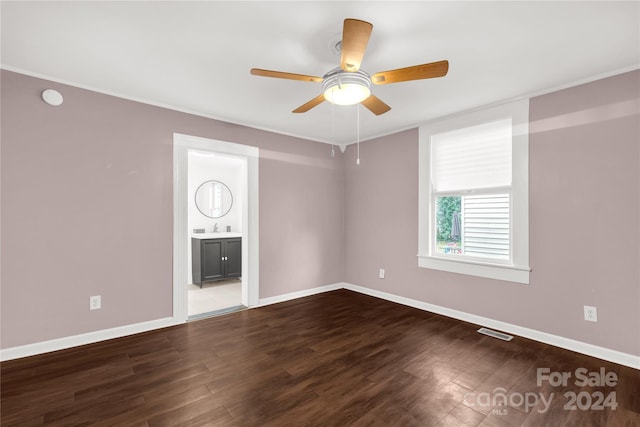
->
477, 327, 514, 341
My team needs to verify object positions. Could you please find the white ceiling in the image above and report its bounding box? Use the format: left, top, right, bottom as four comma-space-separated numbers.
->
2, 1, 638, 145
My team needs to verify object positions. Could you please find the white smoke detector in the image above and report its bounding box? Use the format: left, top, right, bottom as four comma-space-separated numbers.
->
41, 89, 63, 106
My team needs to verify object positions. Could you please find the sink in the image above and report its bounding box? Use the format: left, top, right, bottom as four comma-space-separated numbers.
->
191, 232, 242, 239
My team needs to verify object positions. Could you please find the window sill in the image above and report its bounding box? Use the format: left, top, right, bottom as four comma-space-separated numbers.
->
418, 255, 530, 284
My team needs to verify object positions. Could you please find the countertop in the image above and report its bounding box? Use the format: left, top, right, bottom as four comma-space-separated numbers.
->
191, 232, 242, 239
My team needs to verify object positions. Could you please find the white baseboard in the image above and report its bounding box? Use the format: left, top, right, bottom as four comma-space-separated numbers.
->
3, 282, 638, 371
343, 283, 640, 370
258, 282, 345, 307
0, 317, 179, 362
1, 282, 345, 362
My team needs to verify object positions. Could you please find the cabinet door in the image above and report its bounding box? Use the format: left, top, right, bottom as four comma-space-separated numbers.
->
202, 240, 224, 281
224, 238, 242, 278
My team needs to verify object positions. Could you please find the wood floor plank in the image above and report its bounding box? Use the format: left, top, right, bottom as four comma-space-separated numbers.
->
439, 404, 486, 427
146, 395, 231, 427
2, 289, 639, 426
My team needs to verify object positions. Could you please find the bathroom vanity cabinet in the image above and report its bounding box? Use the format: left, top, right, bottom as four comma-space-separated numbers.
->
192, 235, 241, 287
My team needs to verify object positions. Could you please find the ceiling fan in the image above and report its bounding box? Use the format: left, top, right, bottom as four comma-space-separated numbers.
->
250, 18, 449, 116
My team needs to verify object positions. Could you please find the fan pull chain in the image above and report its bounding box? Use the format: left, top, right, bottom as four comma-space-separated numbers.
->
331, 97, 336, 158
356, 103, 360, 165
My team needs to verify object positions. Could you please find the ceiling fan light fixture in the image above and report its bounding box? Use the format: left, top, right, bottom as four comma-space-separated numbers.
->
251, 19, 448, 115
322, 69, 371, 106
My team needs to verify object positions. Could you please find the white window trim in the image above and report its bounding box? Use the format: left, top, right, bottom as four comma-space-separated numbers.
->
418, 99, 530, 284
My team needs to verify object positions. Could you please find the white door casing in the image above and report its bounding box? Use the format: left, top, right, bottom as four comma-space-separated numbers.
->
173, 133, 259, 322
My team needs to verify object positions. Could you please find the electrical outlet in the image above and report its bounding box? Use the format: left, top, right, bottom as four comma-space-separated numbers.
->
90, 295, 101, 310
584, 305, 597, 322
379, 268, 385, 279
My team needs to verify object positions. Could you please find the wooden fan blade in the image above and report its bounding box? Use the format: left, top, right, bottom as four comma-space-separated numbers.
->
340, 19, 373, 72
251, 68, 323, 83
292, 94, 326, 113
371, 60, 449, 85
361, 95, 391, 115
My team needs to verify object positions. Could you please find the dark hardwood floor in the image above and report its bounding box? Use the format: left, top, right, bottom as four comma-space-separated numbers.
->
2, 290, 639, 426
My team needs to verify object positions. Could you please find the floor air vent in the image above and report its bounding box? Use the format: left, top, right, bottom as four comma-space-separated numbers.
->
477, 327, 514, 341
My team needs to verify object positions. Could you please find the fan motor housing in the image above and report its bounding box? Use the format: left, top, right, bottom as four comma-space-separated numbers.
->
322, 68, 372, 105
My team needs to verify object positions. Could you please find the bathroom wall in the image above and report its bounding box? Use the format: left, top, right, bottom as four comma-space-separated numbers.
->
188, 150, 243, 234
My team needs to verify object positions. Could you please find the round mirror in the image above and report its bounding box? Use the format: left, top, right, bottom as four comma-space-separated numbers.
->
195, 180, 233, 218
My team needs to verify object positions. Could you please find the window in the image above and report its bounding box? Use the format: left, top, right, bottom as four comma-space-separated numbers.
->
418, 99, 530, 284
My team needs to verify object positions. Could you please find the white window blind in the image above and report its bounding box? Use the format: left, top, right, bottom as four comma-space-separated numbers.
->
462, 194, 510, 260
431, 119, 512, 192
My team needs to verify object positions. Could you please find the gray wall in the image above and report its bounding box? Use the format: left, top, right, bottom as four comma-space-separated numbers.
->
344, 70, 639, 356
2, 69, 639, 359
1, 70, 345, 348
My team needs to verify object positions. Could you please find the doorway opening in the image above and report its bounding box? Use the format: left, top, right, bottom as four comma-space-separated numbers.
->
173, 134, 259, 323
187, 150, 245, 319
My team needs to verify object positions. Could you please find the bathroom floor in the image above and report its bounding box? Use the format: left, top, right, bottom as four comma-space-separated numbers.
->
187, 279, 243, 318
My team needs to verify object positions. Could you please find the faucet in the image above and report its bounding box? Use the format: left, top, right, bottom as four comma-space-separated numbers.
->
213, 223, 219, 233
